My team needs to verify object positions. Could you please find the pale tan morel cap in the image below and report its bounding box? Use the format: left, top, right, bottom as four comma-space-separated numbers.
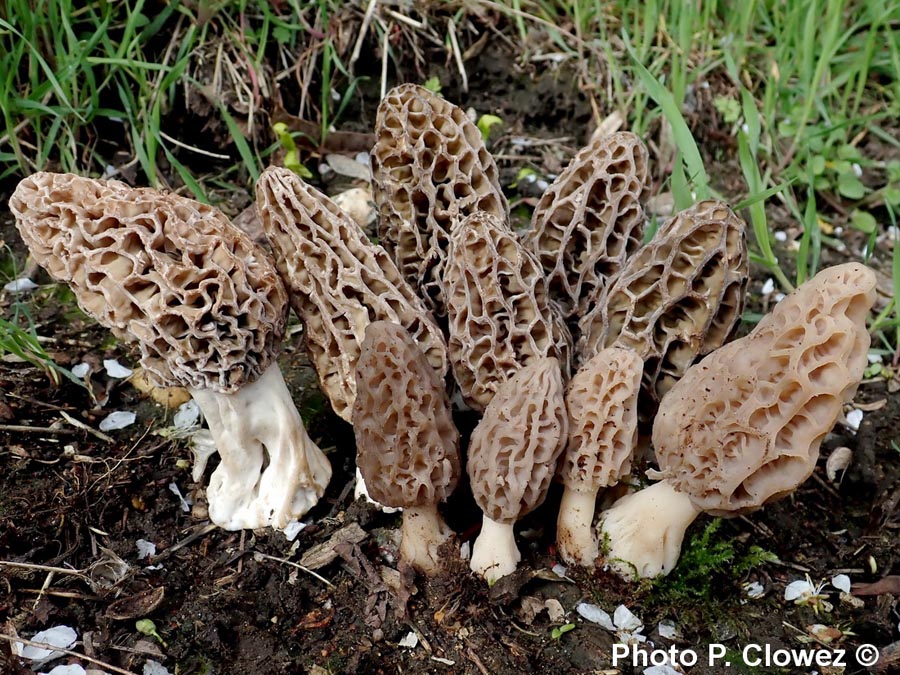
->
442, 211, 573, 412
578, 199, 749, 405
651, 262, 877, 515
352, 321, 460, 509
255, 166, 448, 422
9, 172, 288, 394
467, 357, 568, 524
560, 346, 643, 492
523, 131, 649, 319
371, 83, 508, 316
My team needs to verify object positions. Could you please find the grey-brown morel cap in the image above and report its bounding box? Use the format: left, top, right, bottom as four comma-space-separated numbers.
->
523, 131, 649, 319
578, 199, 749, 406
441, 211, 572, 411
352, 321, 460, 509
371, 83, 508, 316
9, 172, 288, 393
255, 166, 448, 422
651, 262, 876, 516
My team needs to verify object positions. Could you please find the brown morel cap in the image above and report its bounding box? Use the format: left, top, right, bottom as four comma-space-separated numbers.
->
467, 357, 567, 523
9, 172, 288, 393
255, 166, 448, 422
371, 83, 508, 316
442, 211, 573, 411
578, 199, 749, 405
523, 131, 649, 319
651, 262, 876, 515
352, 321, 460, 509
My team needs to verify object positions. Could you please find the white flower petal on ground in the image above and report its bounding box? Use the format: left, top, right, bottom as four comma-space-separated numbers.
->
283, 520, 306, 541
173, 400, 201, 430
845, 408, 864, 431
19, 625, 78, 662
657, 619, 678, 639
831, 574, 851, 594
613, 604, 643, 632
136, 539, 156, 560
743, 581, 765, 599
143, 661, 172, 675
644, 666, 682, 675
168, 483, 191, 512
551, 563, 568, 578
785, 579, 815, 601
99, 411, 136, 431
103, 358, 133, 378
72, 363, 90, 378
398, 631, 419, 648
4, 277, 39, 293
575, 603, 616, 631
41, 664, 87, 675
761, 278, 775, 295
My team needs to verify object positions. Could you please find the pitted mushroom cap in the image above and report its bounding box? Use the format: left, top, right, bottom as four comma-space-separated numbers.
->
352, 321, 460, 508
9, 172, 287, 393
255, 166, 448, 422
442, 211, 573, 411
467, 357, 567, 524
578, 200, 749, 403
371, 83, 508, 315
560, 346, 643, 490
652, 262, 876, 515
523, 132, 649, 318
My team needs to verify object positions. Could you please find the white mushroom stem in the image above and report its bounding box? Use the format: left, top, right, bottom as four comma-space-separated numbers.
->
598, 480, 702, 579
189, 363, 332, 530
400, 504, 453, 575
556, 485, 602, 566
470, 515, 521, 584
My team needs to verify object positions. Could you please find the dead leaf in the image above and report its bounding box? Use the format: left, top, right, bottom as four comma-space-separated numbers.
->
105, 586, 165, 619
299, 523, 367, 570
852, 576, 900, 596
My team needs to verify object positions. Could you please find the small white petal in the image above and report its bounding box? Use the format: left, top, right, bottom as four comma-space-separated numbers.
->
831, 574, 852, 594
103, 359, 133, 379
868, 353, 883, 364
845, 409, 864, 431
575, 602, 615, 631
551, 563, 568, 578
19, 625, 78, 662
4, 277, 38, 293
72, 363, 91, 378
853, 163, 863, 177
459, 540, 470, 560
168, 483, 191, 512
613, 605, 643, 632
398, 631, 419, 648
784, 579, 814, 601
99, 410, 136, 431
774, 231, 788, 242
173, 400, 201, 430
744, 581, 765, 599
283, 520, 307, 541
761, 278, 775, 295
136, 539, 156, 560
644, 666, 681, 675
774, 292, 786, 302
657, 619, 678, 639
41, 665, 87, 675
143, 661, 173, 675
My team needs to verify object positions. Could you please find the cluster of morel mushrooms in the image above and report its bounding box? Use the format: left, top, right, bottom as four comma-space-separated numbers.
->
10, 84, 877, 584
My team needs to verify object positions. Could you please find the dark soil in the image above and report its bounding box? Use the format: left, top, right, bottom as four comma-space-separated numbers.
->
2, 23, 900, 675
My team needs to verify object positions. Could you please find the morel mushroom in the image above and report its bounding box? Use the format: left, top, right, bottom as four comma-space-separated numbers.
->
468, 357, 567, 583
442, 211, 572, 411
577, 200, 749, 408
353, 321, 461, 575
556, 346, 642, 566
255, 166, 447, 422
523, 131, 649, 319
371, 83, 508, 316
599, 262, 876, 578
10, 172, 331, 530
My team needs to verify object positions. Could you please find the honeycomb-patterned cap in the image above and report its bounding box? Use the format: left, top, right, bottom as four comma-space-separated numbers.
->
9, 172, 288, 393
353, 321, 460, 509
560, 346, 642, 491
652, 262, 876, 515
523, 132, 649, 319
255, 167, 448, 422
442, 211, 572, 411
468, 357, 567, 524
371, 83, 508, 316
578, 200, 749, 407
